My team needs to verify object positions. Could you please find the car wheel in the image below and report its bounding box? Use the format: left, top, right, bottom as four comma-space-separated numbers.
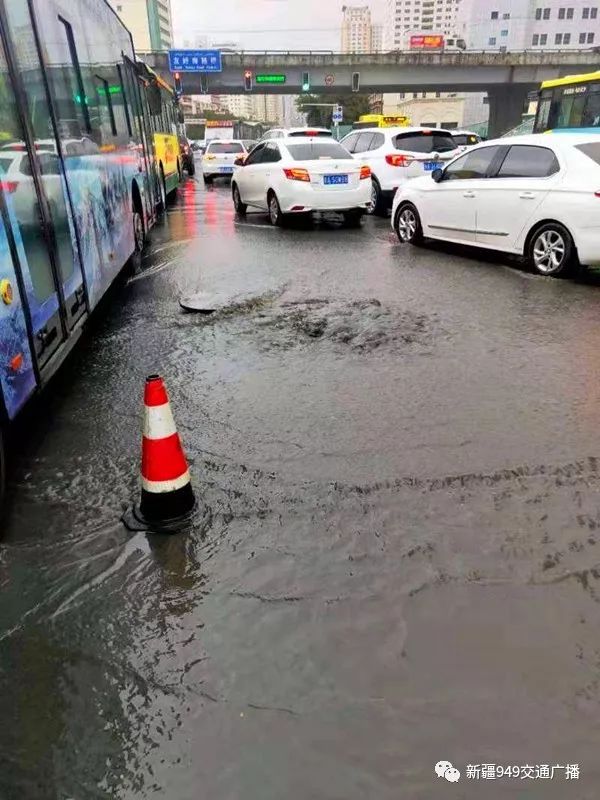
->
394, 203, 424, 245
528, 222, 575, 277
268, 191, 284, 226
232, 183, 247, 215
343, 209, 364, 227
367, 178, 386, 217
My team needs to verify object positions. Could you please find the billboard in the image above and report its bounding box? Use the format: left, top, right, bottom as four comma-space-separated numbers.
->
410, 35, 445, 49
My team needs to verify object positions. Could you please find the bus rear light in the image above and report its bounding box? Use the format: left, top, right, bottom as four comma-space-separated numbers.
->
284, 168, 310, 182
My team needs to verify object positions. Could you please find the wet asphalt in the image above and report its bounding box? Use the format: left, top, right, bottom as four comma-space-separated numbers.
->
3, 168, 600, 799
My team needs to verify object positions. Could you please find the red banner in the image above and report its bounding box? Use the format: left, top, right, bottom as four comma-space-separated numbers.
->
410, 35, 444, 49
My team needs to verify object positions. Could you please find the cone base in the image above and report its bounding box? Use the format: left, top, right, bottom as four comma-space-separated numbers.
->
136, 483, 196, 529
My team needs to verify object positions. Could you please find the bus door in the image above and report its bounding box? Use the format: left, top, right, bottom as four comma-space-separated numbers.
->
0, 0, 87, 369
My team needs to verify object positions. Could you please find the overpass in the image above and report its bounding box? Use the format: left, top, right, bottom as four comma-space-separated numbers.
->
139, 49, 600, 136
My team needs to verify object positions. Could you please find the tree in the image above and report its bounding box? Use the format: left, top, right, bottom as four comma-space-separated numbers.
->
295, 93, 373, 126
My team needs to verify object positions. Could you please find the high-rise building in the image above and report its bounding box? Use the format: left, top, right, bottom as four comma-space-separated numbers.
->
341, 5, 374, 52
114, 0, 173, 51
384, 0, 461, 49
458, 0, 600, 50
371, 24, 384, 51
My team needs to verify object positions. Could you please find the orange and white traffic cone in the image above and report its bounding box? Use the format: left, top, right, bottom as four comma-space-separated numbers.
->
135, 374, 195, 526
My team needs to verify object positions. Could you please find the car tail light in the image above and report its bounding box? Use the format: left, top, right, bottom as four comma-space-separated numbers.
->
386, 154, 413, 167
283, 168, 310, 182
595, 191, 600, 197
360, 165, 371, 179
0, 180, 18, 193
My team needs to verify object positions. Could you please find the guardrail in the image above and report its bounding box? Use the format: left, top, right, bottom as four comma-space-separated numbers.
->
137, 47, 600, 57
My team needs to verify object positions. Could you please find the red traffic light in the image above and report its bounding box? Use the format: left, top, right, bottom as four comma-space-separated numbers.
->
244, 70, 252, 79
174, 71, 180, 80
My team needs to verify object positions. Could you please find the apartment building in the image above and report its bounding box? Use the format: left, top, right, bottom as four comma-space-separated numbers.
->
114, 0, 173, 51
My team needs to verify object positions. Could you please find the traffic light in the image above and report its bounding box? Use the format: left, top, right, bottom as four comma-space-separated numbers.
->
352, 72, 360, 92
301, 71, 310, 92
244, 70, 253, 91
174, 71, 182, 96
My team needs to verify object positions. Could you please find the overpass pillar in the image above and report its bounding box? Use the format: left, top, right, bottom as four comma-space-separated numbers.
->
487, 85, 533, 138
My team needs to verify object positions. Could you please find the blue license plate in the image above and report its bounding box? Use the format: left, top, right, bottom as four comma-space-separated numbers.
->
220, 166, 234, 173
323, 174, 348, 185
423, 161, 439, 171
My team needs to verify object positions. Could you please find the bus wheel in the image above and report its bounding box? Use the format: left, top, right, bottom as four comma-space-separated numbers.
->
158, 167, 167, 213
0, 426, 6, 513
133, 209, 145, 254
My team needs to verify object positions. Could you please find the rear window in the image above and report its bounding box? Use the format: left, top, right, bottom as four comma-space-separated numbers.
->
575, 142, 600, 165
453, 134, 480, 147
207, 142, 244, 153
286, 142, 353, 160
288, 130, 332, 137
394, 131, 457, 153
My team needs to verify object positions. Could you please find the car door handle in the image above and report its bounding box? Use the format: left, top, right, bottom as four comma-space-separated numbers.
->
519, 192, 536, 199
463, 191, 476, 198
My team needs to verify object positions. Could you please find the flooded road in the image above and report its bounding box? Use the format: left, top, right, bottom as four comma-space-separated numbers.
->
3, 173, 600, 798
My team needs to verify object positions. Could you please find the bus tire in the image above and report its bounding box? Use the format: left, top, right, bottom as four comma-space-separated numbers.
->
0, 426, 6, 513
157, 165, 167, 213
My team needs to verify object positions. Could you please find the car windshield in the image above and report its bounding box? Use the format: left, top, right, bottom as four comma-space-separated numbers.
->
286, 142, 354, 160
453, 134, 479, 147
394, 131, 458, 153
575, 142, 600, 165
0, 155, 15, 173
207, 142, 244, 153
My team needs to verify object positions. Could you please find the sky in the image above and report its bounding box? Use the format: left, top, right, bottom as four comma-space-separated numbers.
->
171, 0, 387, 51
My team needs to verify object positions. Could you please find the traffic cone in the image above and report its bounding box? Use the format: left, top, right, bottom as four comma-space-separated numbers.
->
136, 374, 195, 525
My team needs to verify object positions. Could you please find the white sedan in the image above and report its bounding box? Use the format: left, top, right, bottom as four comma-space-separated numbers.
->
202, 140, 247, 183
231, 137, 372, 225
391, 133, 600, 277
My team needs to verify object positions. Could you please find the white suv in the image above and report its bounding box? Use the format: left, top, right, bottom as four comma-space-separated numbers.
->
340, 127, 459, 216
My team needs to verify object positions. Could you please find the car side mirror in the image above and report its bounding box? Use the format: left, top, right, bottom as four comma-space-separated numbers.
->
431, 168, 444, 183
234, 156, 245, 166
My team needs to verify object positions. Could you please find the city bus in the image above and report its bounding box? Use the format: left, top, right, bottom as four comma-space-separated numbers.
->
352, 114, 412, 130
0, 0, 157, 496
534, 71, 600, 133
136, 61, 183, 207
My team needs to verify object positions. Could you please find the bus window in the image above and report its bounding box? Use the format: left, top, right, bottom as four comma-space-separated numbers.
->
56, 17, 91, 136
583, 88, 600, 127
2, 0, 88, 333
95, 76, 117, 138
116, 65, 133, 137
536, 95, 552, 131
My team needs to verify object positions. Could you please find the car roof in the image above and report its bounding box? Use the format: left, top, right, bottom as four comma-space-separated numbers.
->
452, 129, 481, 136
344, 126, 455, 136
207, 139, 244, 144
475, 132, 600, 148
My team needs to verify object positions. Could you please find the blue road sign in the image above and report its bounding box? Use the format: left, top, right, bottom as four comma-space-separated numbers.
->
332, 106, 343, 123
168, 49, 222, 73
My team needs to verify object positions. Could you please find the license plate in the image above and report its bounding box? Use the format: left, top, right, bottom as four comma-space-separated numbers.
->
219, 166, 233, 173
323, 174, 348, 185
423, 161, 439, 171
